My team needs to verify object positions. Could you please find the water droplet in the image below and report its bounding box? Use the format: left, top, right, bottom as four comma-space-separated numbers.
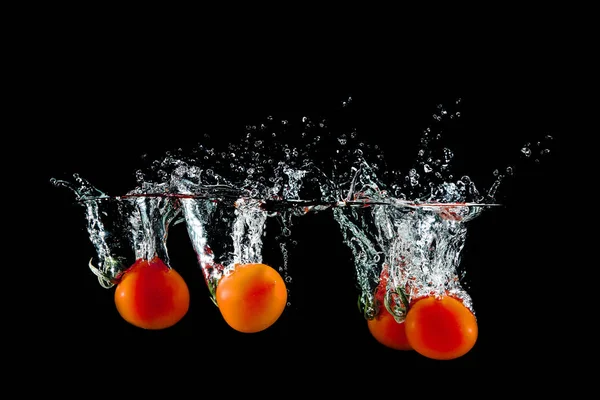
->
540, 149, 550, 155
285, 276, 293, 283
545, 134, 553, 140
521, 147, 531, 157
506, 166, 514, 175
424, 164, 432, 173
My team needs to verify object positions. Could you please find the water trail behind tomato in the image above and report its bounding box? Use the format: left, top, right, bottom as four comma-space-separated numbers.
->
164, 147, 303, 302
52, 175, 181, 287
331, 99, 555, 321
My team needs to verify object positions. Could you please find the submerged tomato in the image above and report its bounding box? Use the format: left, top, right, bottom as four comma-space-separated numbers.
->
114, 257, 190, 330
367, 263, 412, 350
216, 263, 287, 333
404, 295, 478, 360
368, 306, 413, 351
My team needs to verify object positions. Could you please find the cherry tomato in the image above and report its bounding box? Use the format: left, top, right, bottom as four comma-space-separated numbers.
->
368, 305, 413, 351
404, 295, 478, 360
216, 263, 287, 333
367, 263, 412, 350
114, 257, 190, 330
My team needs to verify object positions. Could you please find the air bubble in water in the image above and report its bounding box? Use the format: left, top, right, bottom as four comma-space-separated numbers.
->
443, 148, 454, 163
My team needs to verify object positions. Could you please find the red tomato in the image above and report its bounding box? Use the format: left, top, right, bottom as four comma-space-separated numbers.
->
404, 295, 478, 360
367, 305, 413, 351
216, 263, 287, 333
367, 263, 412, 350
114, 257, 190, 330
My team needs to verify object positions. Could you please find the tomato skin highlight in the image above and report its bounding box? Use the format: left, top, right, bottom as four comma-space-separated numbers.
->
367, 306, 413, 351
405, 295, 478, 360
114, 257, 190, 330
216, 263, 287, 333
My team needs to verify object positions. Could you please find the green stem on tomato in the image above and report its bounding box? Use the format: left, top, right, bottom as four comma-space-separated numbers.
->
384, 286, 410, 322
397, 286, 410, 312
357, 294, 375, 320
207, 277, 219, 307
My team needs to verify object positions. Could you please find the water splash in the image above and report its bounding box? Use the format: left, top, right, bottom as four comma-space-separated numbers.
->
51, 96, 555, 333
330, 99, 554, 322
51, 175, 180, 288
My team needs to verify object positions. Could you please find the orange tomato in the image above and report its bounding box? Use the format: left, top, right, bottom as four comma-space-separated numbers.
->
404, 295, 478, 360
216, 263, 287, 333
367, 306, 413, 351
114, 257, 190, 330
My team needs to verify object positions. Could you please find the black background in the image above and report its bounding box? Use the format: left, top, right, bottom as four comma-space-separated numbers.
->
32, 55, 570, 376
